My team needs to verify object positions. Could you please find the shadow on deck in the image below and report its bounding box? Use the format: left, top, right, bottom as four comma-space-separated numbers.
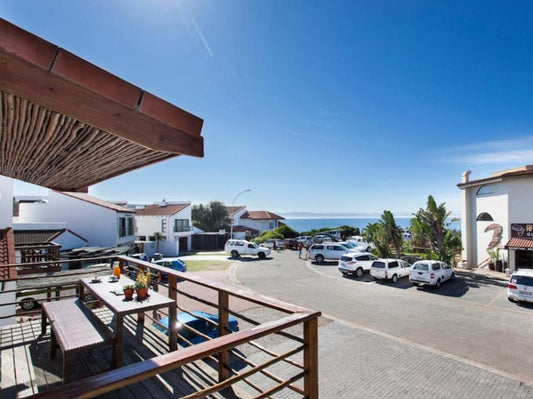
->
1, 310, 245, 399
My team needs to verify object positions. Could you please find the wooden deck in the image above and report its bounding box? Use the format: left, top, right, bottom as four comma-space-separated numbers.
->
0, 310, 248, 399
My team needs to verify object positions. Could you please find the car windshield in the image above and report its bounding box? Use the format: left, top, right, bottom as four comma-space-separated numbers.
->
413, 263, 429, 271
340, 256, 353, 261
511, 275, 533, 286
372, 261, 385, 269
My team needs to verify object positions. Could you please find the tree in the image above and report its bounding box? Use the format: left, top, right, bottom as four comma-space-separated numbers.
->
363, 211, 403, 258
378, 210, 403, 258
410, 195, 462, 263
192, 201, 230, 232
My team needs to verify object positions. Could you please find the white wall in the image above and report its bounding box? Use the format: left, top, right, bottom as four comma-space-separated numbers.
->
240, 219, 277, 233
18, 191, 135, 248
0, 176, 15, 326
508, 177, 533, 223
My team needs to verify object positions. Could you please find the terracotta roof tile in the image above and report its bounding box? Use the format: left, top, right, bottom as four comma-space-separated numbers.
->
136, 203, 190, 216
241, 211, 285, 220
505, 237, 533, 249
13, 229, 88, 245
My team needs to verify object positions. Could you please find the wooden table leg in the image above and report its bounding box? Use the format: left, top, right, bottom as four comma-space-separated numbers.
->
169, 303, 177, 351
114, 314, 124, 368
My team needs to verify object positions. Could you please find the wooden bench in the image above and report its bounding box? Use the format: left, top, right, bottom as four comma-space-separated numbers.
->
41, 298, 115, 383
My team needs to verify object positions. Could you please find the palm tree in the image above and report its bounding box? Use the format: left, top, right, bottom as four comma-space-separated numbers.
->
410, 195, 461, 263
378, 210, 403, 258
153, 232, 162, 253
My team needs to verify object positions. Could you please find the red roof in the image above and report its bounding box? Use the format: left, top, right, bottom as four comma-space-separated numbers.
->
60, 192, 134, 213
505, 237, 533, 250
14, 229, 87, 245
136, 203, 190, 216
241, 211, 285, 220
232, 225, 259, 234
458, 165, 533, 188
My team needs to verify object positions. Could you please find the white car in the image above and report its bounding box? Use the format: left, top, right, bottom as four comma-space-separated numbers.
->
409, 260, 454, 288
262, 239, 285, 249
370, 259, 412, 283
347, 236, 374, 252
507, 269, 533, 303
338, 252, 379, 277
224, 239, 271, 259
307, 243, 349, 264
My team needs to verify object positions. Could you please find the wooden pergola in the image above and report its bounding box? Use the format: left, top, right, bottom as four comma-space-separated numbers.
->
0, 18, 204, 192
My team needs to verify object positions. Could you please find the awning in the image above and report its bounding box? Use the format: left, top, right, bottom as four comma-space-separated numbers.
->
504, 237, 533, 251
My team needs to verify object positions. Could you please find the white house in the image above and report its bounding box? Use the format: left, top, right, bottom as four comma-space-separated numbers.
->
134, 201, 193, 257
228, 206, 285, 239
0, 176, 16, 327
458, 165, 533, 271
17, 191, 136, 250
13, 222, 88, 252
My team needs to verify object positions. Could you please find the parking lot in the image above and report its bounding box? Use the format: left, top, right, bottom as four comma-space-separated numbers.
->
234, 249, 533, 397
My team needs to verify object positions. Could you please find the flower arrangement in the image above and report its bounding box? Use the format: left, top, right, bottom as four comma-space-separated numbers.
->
123, 284, 135, 290
135, 269, 150, 289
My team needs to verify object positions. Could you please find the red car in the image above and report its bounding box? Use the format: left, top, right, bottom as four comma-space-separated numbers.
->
284, 239, 299, 249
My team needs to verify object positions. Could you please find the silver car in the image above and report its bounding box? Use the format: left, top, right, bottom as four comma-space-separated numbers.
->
338, 252, 378, 277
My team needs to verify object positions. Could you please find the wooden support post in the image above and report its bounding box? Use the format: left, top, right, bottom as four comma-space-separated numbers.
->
119, 258, 125, 273
304, 317, 319, 399
218, 291, 230, 382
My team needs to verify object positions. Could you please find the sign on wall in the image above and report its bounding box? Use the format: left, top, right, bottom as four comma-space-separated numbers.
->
510, 223, 533, 239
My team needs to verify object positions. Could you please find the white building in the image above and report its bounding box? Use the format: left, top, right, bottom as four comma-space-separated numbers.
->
228, 206, 285, 239
13, 222, 88, 253
134, 201, 192, 257
458, 165, 533, 271
0, 176, 16, 326
17, 191, 136, 250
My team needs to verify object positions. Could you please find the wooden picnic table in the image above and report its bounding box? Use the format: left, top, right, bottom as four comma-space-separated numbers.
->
79, 275, 177, 367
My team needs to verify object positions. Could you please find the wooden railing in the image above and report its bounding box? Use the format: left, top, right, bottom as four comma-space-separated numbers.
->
0, 255, 321, 398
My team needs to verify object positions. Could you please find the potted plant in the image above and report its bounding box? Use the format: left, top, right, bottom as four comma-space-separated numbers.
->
487, 249, 497, 271
135, 269, 150, 300
123, 284, 135, 300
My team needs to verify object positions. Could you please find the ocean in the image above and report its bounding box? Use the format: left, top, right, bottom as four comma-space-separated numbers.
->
283, 218, 460, 234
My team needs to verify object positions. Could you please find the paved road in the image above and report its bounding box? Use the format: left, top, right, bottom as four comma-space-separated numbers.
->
232, 249, 533, 398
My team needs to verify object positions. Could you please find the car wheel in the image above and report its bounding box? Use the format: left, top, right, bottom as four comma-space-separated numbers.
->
315, 255, 324, 264
231, 250, 239, 258
391, 274, 398, 283
258, 252, 266, 259
355, 268, 363, 278
366, 247, 371, 252
435, 279, 441, 289
508, 297, 515, 303
20, 299, 36, 311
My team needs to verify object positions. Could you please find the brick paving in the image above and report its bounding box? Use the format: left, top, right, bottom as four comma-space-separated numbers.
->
314, 320, 533, 398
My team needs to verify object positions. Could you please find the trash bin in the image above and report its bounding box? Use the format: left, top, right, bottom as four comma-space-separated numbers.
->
505, 268, 511, 277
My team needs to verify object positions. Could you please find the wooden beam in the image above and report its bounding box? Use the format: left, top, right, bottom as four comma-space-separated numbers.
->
0, 51, 204, 156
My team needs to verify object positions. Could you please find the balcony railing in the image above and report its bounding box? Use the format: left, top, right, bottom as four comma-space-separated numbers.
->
173, 225, 192, 233
0, 255, 320, 398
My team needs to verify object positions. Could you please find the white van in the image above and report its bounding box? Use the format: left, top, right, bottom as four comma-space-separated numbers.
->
370, 259, 412, 283
224, 240, 271, 259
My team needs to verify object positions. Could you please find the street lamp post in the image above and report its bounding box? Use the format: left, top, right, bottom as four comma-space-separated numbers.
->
230, 189, 251, 239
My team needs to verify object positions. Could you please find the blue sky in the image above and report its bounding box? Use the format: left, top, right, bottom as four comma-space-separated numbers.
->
4, 1, 533, 217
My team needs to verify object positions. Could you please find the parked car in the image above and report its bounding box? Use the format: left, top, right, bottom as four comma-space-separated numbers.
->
308, 243, 350, 264
284, 238, 299, 250
370, 259, 412, 282
224, 239, 270, 259
154, 311, 239, 345
321, 230, 341, 240
151, 258, 187, 280
338, 252, 379, 277
262, 239, 285, 249
507, 269, 533, 303
409, 260, 454, 288
347, 236, 374, 252
295, 236, 313, 248
336, 241, 359, 252
312, 235, 332, 244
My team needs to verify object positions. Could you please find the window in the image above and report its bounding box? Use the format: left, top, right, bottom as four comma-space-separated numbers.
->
162, 219, 167, 233
174, 219, 190, 232
373, 261, 386, 269
476, 185, 494, 196
119, 216, 134, 237
432, 263, 441, 271
389, 261, 398, 268
476, 212, 494, 221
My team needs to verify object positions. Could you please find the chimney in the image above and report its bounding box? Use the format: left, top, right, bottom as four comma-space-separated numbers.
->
462, 170, 472, 184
